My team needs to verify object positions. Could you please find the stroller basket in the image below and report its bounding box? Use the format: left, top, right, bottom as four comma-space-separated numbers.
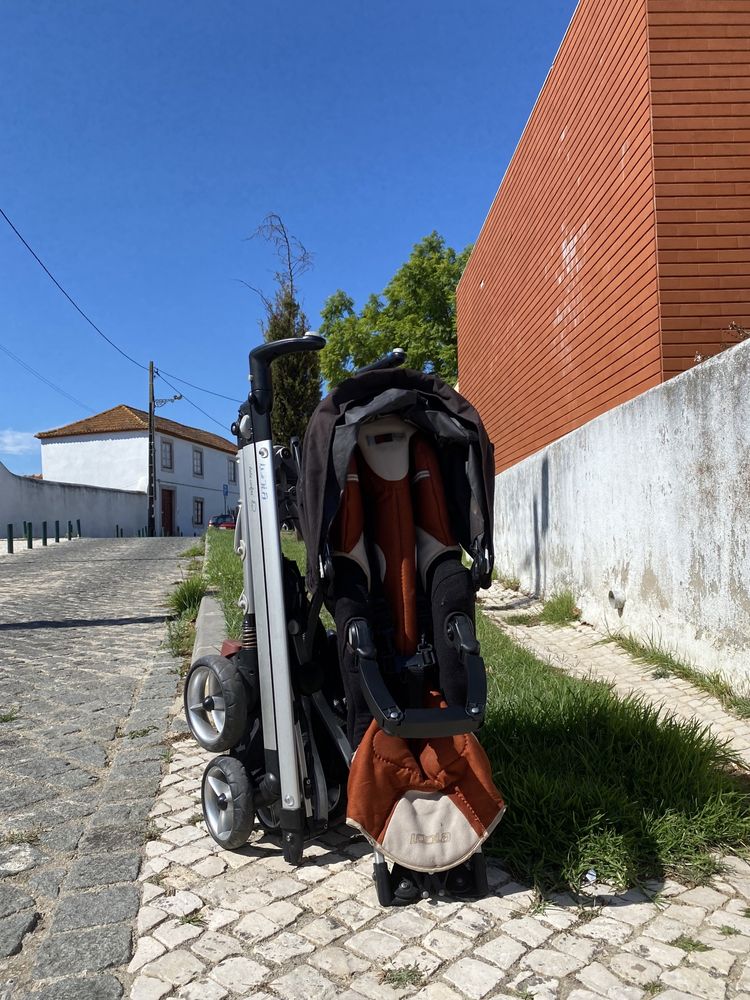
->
184, 335, 505, 905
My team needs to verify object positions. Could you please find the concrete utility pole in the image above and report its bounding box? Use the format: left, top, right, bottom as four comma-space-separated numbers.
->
148, 361, 156, 537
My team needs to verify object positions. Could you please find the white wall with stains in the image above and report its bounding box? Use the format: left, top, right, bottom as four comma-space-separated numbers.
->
492, 338, 750, 689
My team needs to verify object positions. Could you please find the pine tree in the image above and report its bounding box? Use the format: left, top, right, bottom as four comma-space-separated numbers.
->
262, 282, 321, 447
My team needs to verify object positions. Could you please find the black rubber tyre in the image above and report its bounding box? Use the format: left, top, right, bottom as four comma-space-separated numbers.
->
184, 655, 247, 752
255, 801, 281, 835
201, 756, 255, 849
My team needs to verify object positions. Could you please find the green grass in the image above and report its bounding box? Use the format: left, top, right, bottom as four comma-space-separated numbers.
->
179, 540, 205, 559
205, 529, 750, 893
382, 966, 424, 988
673, 936, 709, 953
0, 708, 19, 724
478, 611, 750, 890
167, 574, 208, 618
494, 570, 521, 591
505, 589, 580, 627
609, 632, 750, 720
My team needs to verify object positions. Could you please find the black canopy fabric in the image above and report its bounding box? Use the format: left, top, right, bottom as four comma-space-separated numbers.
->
298, 367, 495, 595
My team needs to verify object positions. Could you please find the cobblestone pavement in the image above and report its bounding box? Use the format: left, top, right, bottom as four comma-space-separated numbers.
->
0, 537, 188, 999
129, 590, 750, 1000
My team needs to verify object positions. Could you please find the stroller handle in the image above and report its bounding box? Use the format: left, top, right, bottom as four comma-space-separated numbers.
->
354, 348, 406, 376
249, 333, 326, 419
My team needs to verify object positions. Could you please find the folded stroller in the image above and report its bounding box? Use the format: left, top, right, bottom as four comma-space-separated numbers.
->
184, 335, 505, 905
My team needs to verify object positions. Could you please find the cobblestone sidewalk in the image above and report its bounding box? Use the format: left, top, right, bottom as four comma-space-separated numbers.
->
128, 589, 750, 1000
0, 537, 188, 1000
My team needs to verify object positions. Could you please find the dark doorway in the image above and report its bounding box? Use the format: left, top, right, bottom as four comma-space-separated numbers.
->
160, 488, 175, 536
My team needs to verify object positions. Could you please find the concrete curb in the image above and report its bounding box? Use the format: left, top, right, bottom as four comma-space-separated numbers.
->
191, 594, 227, 664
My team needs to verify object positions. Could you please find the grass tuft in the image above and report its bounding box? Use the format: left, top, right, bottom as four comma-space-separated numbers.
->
0, 708, 19, 724
494, 570, 521, 591
180, 540, 205, 559
609, 632, 750, 720
506, 590, 579, 627
167, 575, 208, 618
0, 829, 40, 846
382, 965, 424, 988
673, 935, 709, 953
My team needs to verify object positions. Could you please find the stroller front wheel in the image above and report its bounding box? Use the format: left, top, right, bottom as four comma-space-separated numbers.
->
202, 756, 255, 849
184, 655, 248, 752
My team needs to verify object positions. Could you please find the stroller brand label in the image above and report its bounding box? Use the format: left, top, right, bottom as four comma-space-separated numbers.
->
410, 832, 451, 845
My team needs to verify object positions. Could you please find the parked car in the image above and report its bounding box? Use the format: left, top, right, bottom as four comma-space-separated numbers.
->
208, 513, 236, 530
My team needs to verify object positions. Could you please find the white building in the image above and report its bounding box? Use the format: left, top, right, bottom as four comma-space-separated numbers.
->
37, 405, 239, 536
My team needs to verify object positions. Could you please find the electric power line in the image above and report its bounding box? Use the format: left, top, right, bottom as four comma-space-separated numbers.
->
0, 341, 94, 413
0, 207, 243, 404
155, 370, 231, 434
156, 368, 242, 403
0, 207, 148, 371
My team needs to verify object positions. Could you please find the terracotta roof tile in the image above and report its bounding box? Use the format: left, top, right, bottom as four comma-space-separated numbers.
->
36, 404, 237, 455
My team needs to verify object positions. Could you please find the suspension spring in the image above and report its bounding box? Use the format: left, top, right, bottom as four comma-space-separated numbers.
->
242, 614, 257, 650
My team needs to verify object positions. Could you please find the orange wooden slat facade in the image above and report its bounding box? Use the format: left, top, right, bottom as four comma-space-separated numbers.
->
457, 0, 750, 473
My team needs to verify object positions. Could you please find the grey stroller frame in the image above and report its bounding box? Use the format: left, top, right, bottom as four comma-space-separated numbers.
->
185, 332, 350, 865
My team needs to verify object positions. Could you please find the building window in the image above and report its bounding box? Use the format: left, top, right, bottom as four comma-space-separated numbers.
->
192, 448, 204, 477
193, 497, 204, 526
228, 458, 237, 484
160, 439, 173, 471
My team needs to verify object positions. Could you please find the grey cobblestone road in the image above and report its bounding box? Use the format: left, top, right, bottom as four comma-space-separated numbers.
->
0, 537, 188, 999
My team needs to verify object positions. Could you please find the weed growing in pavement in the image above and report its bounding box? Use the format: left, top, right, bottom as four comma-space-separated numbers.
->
188, 813, 204, 825
674, 936, 709, 953
179, 540, 205, 559
128, 726, 157, 740
719, 925, 740, 936
166, 613, 196, 661
167, 575, 208, 619
494, 570, 521, 591
0, 708, 19, 723
142, 823, 161, 843
505, 590, 579, 627
0, 829, 40, 846
643, 984, 662, 997
180, 912, 205, 926
478, 611, 750, 892
383, 965, 424, 988
607, 632, 750, 720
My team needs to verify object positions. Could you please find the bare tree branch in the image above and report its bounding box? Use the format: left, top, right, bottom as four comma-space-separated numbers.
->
249, 212, 313, 304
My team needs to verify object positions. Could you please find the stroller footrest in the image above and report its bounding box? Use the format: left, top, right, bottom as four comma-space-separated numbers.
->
358, 658, 484, 737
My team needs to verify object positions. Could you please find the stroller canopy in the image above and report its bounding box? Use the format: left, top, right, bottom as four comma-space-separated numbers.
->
298, 368, 495, 594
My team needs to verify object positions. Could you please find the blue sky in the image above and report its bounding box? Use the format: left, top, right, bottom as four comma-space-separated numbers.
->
1, 0, 577, 474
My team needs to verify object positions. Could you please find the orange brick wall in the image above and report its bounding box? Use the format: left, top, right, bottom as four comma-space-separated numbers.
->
650, 0, 750, 375
458, 0, 661, 473
458, 0, 750, 473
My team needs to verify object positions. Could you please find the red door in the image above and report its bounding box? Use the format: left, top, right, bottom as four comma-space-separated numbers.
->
160, 488, 175, 536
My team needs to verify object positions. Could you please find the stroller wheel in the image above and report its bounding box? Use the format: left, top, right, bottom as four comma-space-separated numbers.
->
255, 802, 281, 834
184, 655, 247, 752
202, 756, 255, 849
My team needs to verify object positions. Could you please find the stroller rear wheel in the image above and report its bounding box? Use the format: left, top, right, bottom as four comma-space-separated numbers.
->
184, 655, 247, 752
202, 756, 254, 849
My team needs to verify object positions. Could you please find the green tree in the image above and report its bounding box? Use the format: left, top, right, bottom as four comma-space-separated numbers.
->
319, 232, 472, 386
246, 214, 321, 445
263, 283, 320, 447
